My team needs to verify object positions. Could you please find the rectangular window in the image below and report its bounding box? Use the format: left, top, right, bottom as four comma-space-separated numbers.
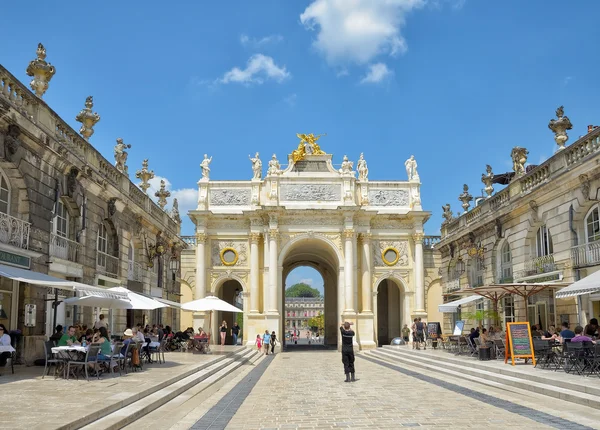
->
54, 201, 69, 237
503, 296, 515, 324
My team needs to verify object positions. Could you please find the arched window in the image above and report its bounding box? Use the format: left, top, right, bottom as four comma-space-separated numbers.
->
0, 171, 10, 214
97, 223, 108, 267
500, 242, 512, 282
585, 206, 600, 243
53, 201, 69, 238
536, 225, 553, 257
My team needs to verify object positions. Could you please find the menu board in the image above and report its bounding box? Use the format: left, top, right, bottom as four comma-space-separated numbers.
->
505, 322, 536, 366
427, 322, 441, 339
453, 320, 465, 336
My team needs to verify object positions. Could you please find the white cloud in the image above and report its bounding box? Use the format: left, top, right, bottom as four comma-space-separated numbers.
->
300, 0, 425, 65
299, 278, 314, 286
218, 54, 291, 85
143, 175, 197, 231
360, 63, 393, 83
240, 34, 284, 48
284, 93, 297, 107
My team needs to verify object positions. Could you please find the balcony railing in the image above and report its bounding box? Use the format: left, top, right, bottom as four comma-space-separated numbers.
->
515, 254, 557, 280
181, 236, 197, 247
97, 251, 120, 278
49, 233, 82, 263
445, 278, 461, 293
571, 241, 600, 268
0, 212, 30, 249
127, 260, 144, 282
496, 269, 514, 284
423, 235, 441, 249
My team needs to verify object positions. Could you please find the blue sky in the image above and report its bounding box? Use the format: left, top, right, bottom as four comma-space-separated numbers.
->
2, 1, 600, 288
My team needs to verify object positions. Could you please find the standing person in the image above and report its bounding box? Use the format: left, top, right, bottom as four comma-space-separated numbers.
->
255, 334, 262, 352
416, 318, 425, 350
340, 322, 356, 382
94, 314, 108, 331
219, 321, 227, 346
402, 324, 410, 343
0, 324, 11, 367
411, 318, 418, 350
270, 331, 277, 354
262, 330, 271, 355
231, 322, 241, 346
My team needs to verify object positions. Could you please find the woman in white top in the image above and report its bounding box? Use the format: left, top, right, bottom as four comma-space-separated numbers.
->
0, 324, 12, 367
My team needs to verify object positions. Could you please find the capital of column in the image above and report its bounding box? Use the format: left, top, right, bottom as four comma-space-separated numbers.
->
196, 232, 207, 243
269, 228, 280, 240
412, 233, 424, 244
249, 232, 262, 244
358, 232, 372, 242
343, 228, 355, 240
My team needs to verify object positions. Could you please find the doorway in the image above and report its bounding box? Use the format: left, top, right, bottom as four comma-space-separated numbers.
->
376, 279, 404, 346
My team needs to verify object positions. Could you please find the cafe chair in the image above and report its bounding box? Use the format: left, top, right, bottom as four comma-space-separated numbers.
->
42, 340, 62, 379
67, 345, 101, 381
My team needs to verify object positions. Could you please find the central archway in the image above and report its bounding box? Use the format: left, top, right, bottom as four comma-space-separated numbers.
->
279, 235, 342, 348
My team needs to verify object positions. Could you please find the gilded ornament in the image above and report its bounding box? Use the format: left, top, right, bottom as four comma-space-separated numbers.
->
196, 232, 208, 243
220, 247, 239, 266
249, 233, 262, 243
381, 246, 400, 266
292, 133, 326, 162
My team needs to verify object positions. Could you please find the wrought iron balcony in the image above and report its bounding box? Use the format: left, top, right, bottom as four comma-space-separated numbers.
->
570, 241, 600, 268
127, 260, 144, 282
0, 212, 30, 249
97, 251, 120, 278
515, 254, 557, 280
49, 233, 81, 263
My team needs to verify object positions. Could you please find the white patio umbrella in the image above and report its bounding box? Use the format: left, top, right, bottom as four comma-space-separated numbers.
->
63, 295, 133, 309
181, 295, 242, 344
108, 286, 167, 310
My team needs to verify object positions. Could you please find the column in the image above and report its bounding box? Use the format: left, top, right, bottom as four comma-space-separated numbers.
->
343, 229, 355, 313
195, 233, 207, 300
360, 233, 373, 313
413, 233, 425, 313
249, 233, 261, 314
268, 229, 279, 313
262, 228, 269, 312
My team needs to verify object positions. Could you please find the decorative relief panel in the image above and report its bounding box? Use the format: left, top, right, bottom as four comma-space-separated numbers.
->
373, 240, 409, 267
211, 240, 248, 267
206, 219, 250, 229
210, 189, 251, 206
371, 218, 413, 229
281, 215, 341, 226
280, 184, 341, 201
368, 190, 409, 206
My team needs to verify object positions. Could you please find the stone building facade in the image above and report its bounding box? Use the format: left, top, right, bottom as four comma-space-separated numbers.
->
436, 107, 600, 333
0, 45, 183, 362
180, 137, 441, 350
284, 297, 324, 332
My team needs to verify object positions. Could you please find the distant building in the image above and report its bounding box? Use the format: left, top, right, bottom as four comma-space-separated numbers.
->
284, 297, 324, 332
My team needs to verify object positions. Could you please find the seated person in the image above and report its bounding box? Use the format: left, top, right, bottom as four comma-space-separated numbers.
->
79, 328, 93, 344
479, 328, 493, 346
570, 326, 597, 344
132, 327, 145, 343
90, 327, 112, 368
49, 325, 64, 344
58, 325, 80, 347
121, 328, 134, 356
541, 325, 559, 341
559, 322, 575, 340
0, 324, 12, 367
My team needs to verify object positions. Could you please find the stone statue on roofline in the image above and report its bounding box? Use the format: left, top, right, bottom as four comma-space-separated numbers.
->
357, 153, 368, 181
511, 147, 528, 176
405, 155, 419, 182
548, 106, 573, 151
200, 154, 212, 180
249, 152, 262, 180
442, 203, 454, 224
339, 155, 354, 175
114, 138, 131, 174
481, 164, 494, 198
267, 154, 282, 176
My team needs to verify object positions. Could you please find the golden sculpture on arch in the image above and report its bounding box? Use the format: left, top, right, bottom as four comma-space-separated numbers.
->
292, 133, 326, 162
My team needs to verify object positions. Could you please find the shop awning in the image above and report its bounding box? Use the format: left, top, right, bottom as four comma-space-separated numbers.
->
438, 295, 481, 313
555, 270, 600, 298
0, 264, 127, 300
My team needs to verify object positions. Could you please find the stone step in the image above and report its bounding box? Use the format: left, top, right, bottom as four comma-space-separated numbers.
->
381, 345, 600, 397
124, 350, 266, 429
54, 348, 251, 430
79, 348, 257, 430
367, 348, 600, 409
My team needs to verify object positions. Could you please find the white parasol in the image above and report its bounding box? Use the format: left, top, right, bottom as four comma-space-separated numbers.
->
181, 296, 242, 344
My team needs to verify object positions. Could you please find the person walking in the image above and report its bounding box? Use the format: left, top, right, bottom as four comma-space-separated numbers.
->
411, 318, 418, 349
219, 321, 227, 346
270, 331, 277, 354
231, 322, 241, 346
255, 334, 262, 352
340, 321, 356, 382
262, 330, 271, 355
402, 324, 410, 343
416, 318, 425, 350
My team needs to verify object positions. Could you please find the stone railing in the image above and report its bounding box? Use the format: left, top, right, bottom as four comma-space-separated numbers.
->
127, 260, 144, 282
488, 188, 510, 211
515, 254, 556, 280
0, 71, 39, 122
0, 212, 30, 249
564, 126, 600, 167
465, 205, 482, 224
49, 233, 81, 263
570, 241, 600, 268
520, 164, 550, 193
97, 251, 120, 278
181, 236, 197, 248
423, 235, 441, 249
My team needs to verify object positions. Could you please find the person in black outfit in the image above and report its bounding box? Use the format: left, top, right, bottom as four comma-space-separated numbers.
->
340, 322, 356, 382
49, 325, 63, 345
270, 331, 277, 354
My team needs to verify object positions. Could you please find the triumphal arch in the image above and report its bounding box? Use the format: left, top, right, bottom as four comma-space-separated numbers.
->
187, 134, 431, 349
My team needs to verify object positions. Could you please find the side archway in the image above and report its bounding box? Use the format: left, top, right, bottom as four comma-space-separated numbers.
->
210, 275, 247, 346
374, 274, 410, 346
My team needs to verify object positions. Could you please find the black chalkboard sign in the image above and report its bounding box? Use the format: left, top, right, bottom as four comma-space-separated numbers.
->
505, 322, 535, 366
427, 322, 441, 339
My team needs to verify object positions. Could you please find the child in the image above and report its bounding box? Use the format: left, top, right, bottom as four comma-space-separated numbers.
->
255, 334, 262, 352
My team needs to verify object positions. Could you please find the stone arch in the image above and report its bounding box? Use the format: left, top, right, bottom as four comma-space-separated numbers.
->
373, 273, 409, 346
374, 272, 408, 293
278, 233, 343, 269
0, 159, 30, 220
210, 272, 248, 295
210, 275, 246, 345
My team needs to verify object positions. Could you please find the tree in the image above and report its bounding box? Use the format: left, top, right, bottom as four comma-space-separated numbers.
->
307, 314, 325, 333
461, 309, 499, 330
285, 283, 321, 298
